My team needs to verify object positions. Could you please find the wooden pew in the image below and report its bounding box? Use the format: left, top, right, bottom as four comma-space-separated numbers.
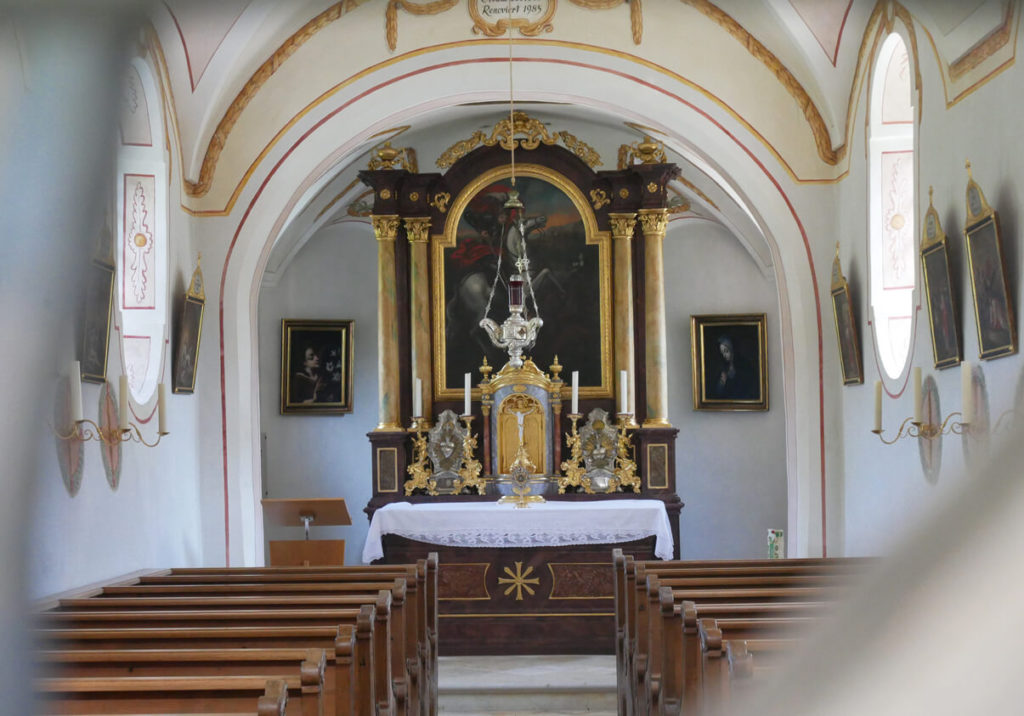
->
36, 647, 337, 715
37, 675, 303, 715
37, 607, 377, 715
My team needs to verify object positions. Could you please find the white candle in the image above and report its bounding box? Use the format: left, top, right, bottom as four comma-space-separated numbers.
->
158, 383, 167, 434
962, 361, 974, 424
69, 361, 83, 424
413, 377, 423, 418
619, 370, 628, 414
571, 371, 579, 415
913, 367, 923, 424
463, 373, 471, 416
874, 380, 882, 432
119, 374, 129, 430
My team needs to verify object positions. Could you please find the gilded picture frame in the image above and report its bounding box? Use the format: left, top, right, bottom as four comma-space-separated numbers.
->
79, 257, 115, 383
432, 163, 612, 401
172, 257, 205, 394
920, 189, 961, 369
830, 245, 863, 385
691, 313, 768, 411
280, 319, 354, 415
963, 164, 1016, 360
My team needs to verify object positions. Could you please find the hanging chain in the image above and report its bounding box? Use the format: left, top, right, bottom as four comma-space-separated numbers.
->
508, 0, 515, 187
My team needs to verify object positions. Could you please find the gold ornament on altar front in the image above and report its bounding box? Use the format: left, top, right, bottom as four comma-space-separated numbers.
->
618, 135, 667, 169
368, 141, 418, 173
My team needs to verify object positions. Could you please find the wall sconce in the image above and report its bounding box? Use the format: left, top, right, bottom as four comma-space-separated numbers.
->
872, 364, 973, 444
55, 361, 169, 447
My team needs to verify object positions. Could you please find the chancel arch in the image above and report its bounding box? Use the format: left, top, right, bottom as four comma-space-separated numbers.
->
221, 46, 828, 565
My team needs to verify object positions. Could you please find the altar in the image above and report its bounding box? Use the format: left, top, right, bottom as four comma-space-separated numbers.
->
364, 499, 672, 654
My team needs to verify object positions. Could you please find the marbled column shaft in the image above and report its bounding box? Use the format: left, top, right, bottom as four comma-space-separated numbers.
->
639, 208, 671, 428
609, 213, 637, 423
405, 217, 432, 425
373, 215, 403, 431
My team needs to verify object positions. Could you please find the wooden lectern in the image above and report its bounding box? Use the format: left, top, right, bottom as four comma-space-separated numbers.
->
262, 497, 351, 566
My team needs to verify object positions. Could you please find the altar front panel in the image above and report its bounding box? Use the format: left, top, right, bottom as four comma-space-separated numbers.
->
381, 535, 656, 655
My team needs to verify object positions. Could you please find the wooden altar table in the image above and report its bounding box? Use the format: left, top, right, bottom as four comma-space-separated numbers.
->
363, 500, 673, 655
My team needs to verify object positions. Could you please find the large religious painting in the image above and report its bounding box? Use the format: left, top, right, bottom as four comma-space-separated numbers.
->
433, 165, 611, 399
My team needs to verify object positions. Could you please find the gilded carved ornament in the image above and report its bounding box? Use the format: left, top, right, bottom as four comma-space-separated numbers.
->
372, 215, 401, 241
430, 192, 451, 213
617, 135, 667, 169
404, 217, 432, 243
637, 208, 668, 237
590, 189, 610, 210
368, 141, 419, 173
608, 213, 636, 239
435, 111, 601, 170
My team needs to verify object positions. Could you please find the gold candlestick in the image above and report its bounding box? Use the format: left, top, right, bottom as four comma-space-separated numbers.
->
558, 413, 585, 493
454, 415, 485, 495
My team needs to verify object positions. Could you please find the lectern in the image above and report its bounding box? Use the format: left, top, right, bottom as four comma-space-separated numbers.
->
262, 497, 351, 566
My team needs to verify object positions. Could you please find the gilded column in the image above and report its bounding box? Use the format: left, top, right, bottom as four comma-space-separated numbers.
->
405, 216, 432, 424
373, 215, 403, 431
638, 208, 671, 427
609, 213, 637, 422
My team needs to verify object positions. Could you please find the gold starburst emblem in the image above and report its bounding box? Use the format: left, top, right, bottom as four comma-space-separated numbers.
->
498, 561, 540, 601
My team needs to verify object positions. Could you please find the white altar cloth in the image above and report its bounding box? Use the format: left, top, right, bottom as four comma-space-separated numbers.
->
362, 499, 674, 563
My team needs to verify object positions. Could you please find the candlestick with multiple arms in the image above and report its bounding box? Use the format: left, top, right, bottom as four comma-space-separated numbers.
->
56, 362, 169, 447
871, 365, 972, 444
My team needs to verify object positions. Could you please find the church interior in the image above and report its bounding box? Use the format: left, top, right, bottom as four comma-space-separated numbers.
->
5, 0, 1024, 713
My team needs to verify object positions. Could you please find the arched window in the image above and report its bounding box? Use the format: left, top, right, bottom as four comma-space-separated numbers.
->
116, 57, 168, 403
869, 32, 916, 380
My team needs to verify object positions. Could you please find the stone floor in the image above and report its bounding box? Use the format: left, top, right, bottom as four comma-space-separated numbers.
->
437, 654, 617, 715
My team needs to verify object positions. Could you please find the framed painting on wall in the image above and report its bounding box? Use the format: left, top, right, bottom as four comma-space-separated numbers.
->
830, 244, 864, 385
690, 313, 768, 411
280, 319, 354, 414
172, 256, 205, 394
432, 164, 611, 400
79, 257, 115, 383
963, 163, 1016, 360
920, 188, 961, 369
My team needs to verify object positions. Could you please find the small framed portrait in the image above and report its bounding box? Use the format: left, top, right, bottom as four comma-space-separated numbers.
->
691, 313, 768, 411
830, 245, 863, 385
963, 163, 1016, 360
172, 257, 205, 394
281, 319, 354, 415
79, 258, 115, 383
920, 189, 961, 369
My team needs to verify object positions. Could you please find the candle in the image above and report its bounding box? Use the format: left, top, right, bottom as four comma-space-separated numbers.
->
874, 380, 882, 432
119, 374, 129, 430
571, 371, 579, 415
913, 367, 922, 424
158, 383, 167, 434
619, 370, 628, 414
69, 361, 83, 424
463, 373, 471, 416
413, 377, 423, 418
962, 361, 974, 424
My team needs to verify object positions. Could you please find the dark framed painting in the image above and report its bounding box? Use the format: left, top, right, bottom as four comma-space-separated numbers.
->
920, 195, 961, 369
690, 313, 768, 411
172, 258, 206, 394
830, 246, 863, 385
280, 319, 354, 414
79, 259, 115, 383
965, 215, 1016, 360
432, 164, 611, 399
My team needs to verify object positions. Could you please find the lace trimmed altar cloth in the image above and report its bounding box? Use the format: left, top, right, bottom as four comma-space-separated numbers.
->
362, 499, 674, 563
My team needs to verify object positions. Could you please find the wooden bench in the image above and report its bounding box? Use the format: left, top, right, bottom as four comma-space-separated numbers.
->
37, 675, 303, 715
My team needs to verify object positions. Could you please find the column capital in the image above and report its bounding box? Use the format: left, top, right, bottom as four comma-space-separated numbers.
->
404, 216, 432, 243
607, 212, 637, 240
637, 208, 668, 238
372, 214, 401, 242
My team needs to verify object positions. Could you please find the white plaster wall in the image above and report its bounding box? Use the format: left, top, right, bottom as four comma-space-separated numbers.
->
665, 220, 788, 558
257, 220, 378, 565
839, 28, 1024, 556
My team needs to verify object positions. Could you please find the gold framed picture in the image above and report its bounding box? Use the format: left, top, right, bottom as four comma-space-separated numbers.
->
963, 163, 1016, 360
172, 257, 205, 394
920, 188, 961, 369
691, 313, 768, 411
830, 245, 863, 385
79, 258, 115, 383
280, 319, 354, 415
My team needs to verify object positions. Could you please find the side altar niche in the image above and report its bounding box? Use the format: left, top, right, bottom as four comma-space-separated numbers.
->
359, 115, 683, 654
